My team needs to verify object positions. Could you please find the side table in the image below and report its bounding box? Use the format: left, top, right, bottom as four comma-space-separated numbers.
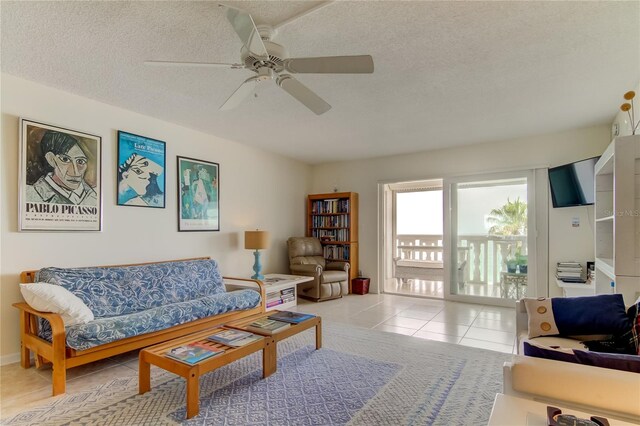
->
500, 272, 528, 299
226, 274, 313, 311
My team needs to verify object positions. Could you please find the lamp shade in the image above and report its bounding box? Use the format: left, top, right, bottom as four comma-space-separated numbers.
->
244, 230, 270, 250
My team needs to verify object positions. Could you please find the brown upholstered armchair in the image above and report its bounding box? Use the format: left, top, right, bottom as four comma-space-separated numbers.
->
287, 237, 350, 302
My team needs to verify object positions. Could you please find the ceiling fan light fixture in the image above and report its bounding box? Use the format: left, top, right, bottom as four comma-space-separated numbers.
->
148, 3, 373, 115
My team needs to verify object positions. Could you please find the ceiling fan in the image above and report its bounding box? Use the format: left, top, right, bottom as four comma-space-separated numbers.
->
145, 3, 374, 115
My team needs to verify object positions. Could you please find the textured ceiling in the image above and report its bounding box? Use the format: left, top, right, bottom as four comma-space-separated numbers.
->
2, 1, 639, 164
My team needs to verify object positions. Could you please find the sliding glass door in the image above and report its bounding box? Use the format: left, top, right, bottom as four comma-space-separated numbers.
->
445, 171, 536, 306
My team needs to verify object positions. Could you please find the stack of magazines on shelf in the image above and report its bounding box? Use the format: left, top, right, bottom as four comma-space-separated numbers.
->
206, 329, 262, 347
165, 343, 223, 365
556, 262, 585, 283
266, 287, 295, 309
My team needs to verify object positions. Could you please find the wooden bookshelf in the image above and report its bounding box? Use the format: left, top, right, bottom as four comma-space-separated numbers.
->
307, 192, 359, 291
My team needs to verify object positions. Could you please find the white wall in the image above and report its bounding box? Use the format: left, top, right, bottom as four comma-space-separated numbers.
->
0, 74, 311, 360
310, 125, 611, 295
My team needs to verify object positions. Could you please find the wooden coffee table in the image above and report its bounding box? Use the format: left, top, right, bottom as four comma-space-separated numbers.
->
139, 327, 274, 419
226, 311, 322, 374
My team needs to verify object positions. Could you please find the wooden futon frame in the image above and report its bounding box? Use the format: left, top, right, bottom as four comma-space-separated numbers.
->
13, 257, 266, 396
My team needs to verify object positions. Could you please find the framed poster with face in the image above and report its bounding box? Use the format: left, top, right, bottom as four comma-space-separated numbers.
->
19, 119, 102, 231
117, 131, 166, 208
177, 156, 219, 232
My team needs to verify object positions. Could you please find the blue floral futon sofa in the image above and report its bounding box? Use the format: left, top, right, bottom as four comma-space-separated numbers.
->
14, 258, 265, 396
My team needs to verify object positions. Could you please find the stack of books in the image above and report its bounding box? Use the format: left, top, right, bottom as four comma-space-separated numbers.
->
266, 288, 295, 309
268, 311, 315, 324
206, 329, 262, 347
165, 344, 223, 365
245, 318, 291, 334
556, 262, 585, 283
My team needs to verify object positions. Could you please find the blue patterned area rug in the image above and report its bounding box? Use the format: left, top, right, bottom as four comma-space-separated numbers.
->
4, 322, 511, 425
174, 346, 400, 425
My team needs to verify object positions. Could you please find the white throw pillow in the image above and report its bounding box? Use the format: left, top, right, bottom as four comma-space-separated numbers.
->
20, 283, 94, 325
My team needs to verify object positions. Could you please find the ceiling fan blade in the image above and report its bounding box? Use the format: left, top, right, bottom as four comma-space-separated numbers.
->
276, 75, 331, 115
220, 76, 259, 111
221, 5, 269, 58
284, 55, 374, 74
144, 60, 244, 69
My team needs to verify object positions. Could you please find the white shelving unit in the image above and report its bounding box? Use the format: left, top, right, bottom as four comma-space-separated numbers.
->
555, 279, 596, 297
594, 135, 640, 305
225, 274, 313, 312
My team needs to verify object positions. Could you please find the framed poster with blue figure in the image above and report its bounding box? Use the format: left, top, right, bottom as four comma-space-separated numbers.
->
117, 131, 166, 208
177, 156, 219, 232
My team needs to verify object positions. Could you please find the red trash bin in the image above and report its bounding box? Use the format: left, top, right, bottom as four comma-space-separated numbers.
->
352, 277, 370, 295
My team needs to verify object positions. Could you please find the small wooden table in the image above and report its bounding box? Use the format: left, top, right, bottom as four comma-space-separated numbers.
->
226, 311, 322, 374
226, 274, 314, 311
139, 327, 274, 419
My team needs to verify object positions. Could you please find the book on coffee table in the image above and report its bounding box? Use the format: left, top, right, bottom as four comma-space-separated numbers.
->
207, 329, 254, 345
207, 329, 263, 347
245, 318, 291, 335
268, 311, 315, 324
165, 344, 223, 365
224, 334, 263, 347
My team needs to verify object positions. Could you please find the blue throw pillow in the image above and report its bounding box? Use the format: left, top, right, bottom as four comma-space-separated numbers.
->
523, 341, 579, 364
574, 350, 640, 373
524, 294, 630, 338
583, 302, 640, 355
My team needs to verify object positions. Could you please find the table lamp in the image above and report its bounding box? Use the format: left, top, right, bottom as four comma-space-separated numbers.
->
244, 230, 270, 280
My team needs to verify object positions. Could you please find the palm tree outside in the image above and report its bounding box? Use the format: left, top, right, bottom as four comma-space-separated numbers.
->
487, 197, 527, 236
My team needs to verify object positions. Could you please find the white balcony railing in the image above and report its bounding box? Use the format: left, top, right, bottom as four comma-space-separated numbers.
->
394, 234, 526, 285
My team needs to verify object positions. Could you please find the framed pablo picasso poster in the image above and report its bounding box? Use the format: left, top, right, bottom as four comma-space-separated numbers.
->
19, 119, 102, 231
117, 131, 166, 208
177, 156, 219, 232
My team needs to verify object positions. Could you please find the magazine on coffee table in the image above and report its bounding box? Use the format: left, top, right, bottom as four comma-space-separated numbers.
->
207, 329, 253, 344
165, 344, 223, 365
268, 311, 315, 324
245, 318, 291, 335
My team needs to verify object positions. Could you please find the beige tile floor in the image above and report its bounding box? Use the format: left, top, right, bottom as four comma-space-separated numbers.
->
0, 293, 516, 420
293, 293, 517, 353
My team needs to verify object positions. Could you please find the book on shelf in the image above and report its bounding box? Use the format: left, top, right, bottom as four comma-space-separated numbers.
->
245, 319, 291, 334
558, 277, 587, 283
556, 267, 583, 272
266, 299, 284, 308
557, 261, 581, 266
268, 311, 315, 324
281, 288, 294, 295
165, 344, 222, 365
556, 272, 583, 278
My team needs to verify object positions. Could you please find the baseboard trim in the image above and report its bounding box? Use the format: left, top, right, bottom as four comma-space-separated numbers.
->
1, 352, 21, 366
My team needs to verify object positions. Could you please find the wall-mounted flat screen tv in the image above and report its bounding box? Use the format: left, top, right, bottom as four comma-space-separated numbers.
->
548, 156, 600, 208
